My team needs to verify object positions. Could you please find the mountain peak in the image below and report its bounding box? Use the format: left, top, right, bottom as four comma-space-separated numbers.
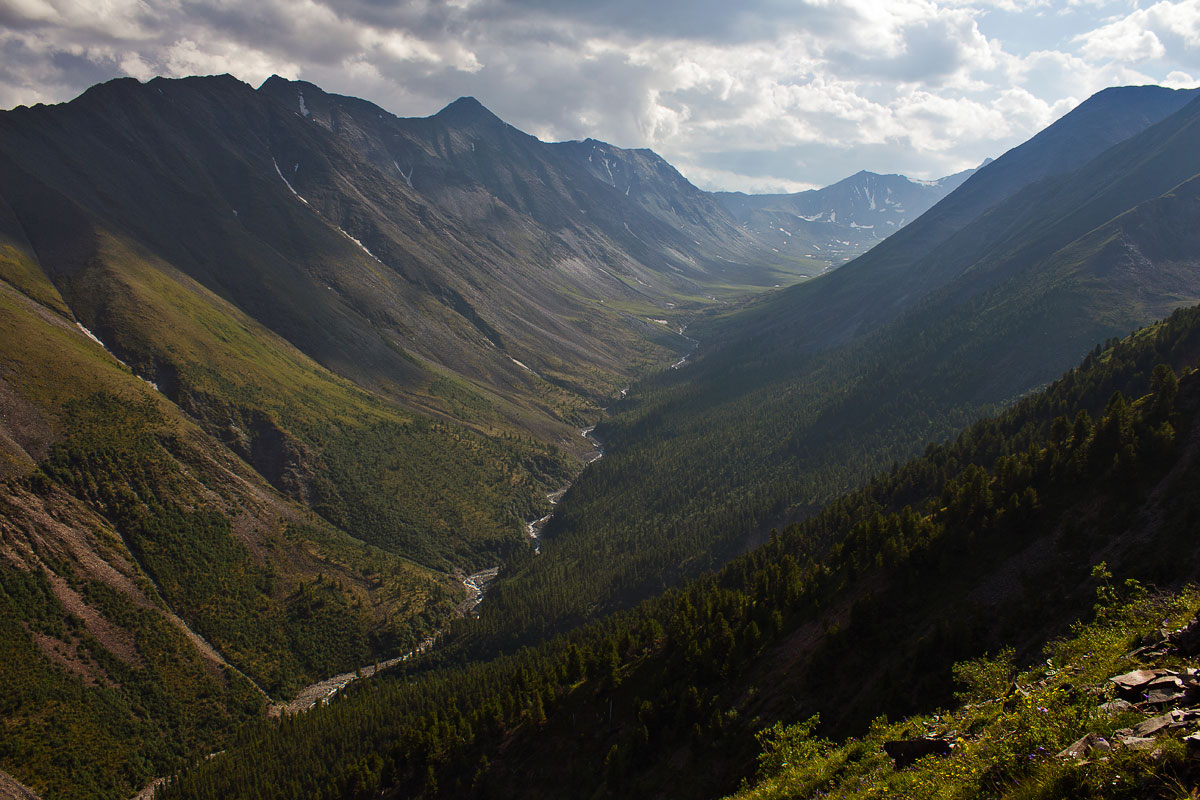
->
257, 74, 323, 94
434, 95, 505, 127
447, 95, 485, 109
258, 74, 291, 92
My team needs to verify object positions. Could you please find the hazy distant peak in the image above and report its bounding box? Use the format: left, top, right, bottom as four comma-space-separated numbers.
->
444, 95, 486, 110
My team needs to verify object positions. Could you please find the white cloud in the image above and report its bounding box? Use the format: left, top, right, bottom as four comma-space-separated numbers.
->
1163, 69, 1198, 87
1077, 17, 1167, 60
1075, 0, 1200, 61
679, 162, 822, 194
161, 38, 297, 85
0, 0, 1196, 193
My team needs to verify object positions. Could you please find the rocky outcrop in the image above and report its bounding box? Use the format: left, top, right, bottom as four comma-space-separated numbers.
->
1055, 611, 1200, 761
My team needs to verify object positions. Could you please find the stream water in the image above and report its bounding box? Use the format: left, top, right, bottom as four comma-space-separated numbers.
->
525, 426, 604, 553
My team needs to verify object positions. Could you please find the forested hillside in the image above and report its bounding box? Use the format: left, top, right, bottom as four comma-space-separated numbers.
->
0, 277, 459, 800
158, 294, 1200, 800
464, 87, 1200, 651
0, 73, 807, 799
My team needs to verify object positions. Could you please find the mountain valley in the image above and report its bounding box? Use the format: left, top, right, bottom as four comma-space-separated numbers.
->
2, 74, 1200, 800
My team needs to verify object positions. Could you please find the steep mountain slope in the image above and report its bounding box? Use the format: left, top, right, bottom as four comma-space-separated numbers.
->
0, 275, 457, 800
465, 87, 1200, 650
735, 84, 1200, 350
0, 76, 633, 450
258, 77, 812, 298
549, 137, 790, 272
158, 297, 1200, 800
0, 72, 815, 592
0, 72, 827, 799
713, 165, 979, 266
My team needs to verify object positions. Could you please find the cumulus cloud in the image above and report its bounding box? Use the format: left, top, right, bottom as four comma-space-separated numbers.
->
1075, 0, 1200, 61
0, 0, 1196, 191
1164, 68, 1198, 86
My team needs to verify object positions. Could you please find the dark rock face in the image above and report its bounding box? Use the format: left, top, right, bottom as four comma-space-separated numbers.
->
1173, 613, 1200, 656
883, 737, 952, 767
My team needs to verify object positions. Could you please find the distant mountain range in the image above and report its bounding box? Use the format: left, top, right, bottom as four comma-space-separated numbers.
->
713, 165, 982, 266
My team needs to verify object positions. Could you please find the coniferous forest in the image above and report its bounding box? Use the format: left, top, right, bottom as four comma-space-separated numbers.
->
156, 303, 1200, 799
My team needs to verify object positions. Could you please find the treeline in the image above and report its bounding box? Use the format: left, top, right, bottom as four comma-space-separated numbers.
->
159, 304, 1200, 799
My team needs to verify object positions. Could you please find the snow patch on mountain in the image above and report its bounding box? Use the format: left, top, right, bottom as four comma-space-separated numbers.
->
337, 228, 382, 263
509, 357, 539, 377
395, 162, 414, 189
273, 159, 309, 205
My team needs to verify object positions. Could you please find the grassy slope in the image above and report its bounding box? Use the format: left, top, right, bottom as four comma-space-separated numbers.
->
153, 300, 1200, 800
731, 587, 1200, 800
0, 239, 480, 797
67, 230, 573, 569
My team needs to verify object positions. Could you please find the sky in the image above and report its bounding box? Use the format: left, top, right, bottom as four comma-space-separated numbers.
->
0, 0, 1197, 193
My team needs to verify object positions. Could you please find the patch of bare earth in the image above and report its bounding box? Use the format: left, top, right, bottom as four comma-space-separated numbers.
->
0, 487, 151, 606
45, 574, 140, 665
130, 776, 164, 800
0, 372, 53, 480
0, 769, 43, 800
0, 484, 270, 696
29, 630, 116, 688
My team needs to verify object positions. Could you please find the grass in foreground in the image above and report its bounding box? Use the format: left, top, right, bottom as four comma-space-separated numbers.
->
733, 580, 1200, 800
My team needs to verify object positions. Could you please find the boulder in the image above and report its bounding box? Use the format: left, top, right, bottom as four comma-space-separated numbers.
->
1145, 675, 1188, 704
1110, 669, 1163, 693
1056, 733, 1111, 761
1132, 713, 1175, 737
1098, 698, 1136, 715
1171, 613, 1200, 656
1118, 736, 1159, 751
